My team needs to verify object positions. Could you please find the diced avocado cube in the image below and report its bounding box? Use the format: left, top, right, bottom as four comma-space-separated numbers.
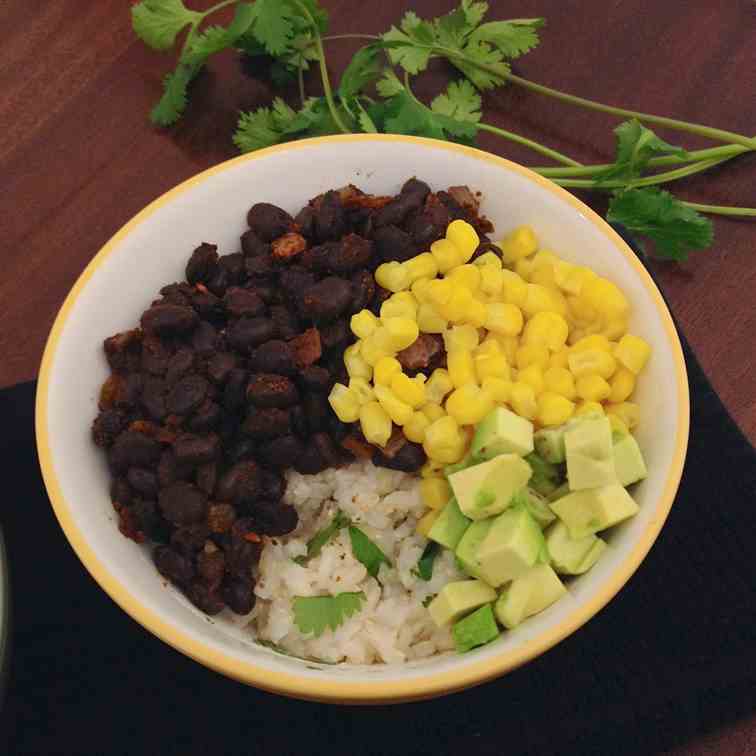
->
522, 489, 557, 528
476, 507, 544, 587
545, 520, 607, 575
613, 434, 647, 487
471, 407, 534, 460
525, 452, 563, 496
427, 579, 497, 627
444, 454, 477, 477
452, 604, 499, 652
428, 497, 471, 550
494, 564, 567, 629
550, 484, 639, 539
450, 455, 533, 521
534, 427, 566, 464
455, 519, 494, 578
564, 416, 617, 490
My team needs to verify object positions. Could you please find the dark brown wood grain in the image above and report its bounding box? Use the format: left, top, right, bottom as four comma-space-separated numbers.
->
0, 1, 754, 748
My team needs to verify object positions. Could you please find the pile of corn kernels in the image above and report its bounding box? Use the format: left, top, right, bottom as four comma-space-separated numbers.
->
328, 219, 652, 491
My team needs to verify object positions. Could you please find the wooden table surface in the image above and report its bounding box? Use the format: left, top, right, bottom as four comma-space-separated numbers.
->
2, 0, 754, 751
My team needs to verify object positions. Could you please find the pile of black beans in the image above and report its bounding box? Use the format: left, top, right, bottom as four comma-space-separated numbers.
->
91, 178, 493, 616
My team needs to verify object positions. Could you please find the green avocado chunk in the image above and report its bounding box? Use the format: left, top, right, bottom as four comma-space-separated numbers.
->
534, 427, 566, 464
612, 433, 648, 486
449, 454, 533, 521
427, 497, 471, 550
455, 519, 494, 579
427, 579, 497, 627
545, 520, 607, 575
549, 484, 639, 539
564, 415, 617, 490
452, 603, 499, 652
471, 406, 534, 459
525, 451, 563, 496
494, 564, 567, 629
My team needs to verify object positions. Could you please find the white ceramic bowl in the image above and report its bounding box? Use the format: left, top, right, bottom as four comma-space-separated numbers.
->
36, 135, 689, 703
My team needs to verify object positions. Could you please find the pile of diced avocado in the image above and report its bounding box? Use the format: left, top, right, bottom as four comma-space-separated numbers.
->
425, 406, 647, 653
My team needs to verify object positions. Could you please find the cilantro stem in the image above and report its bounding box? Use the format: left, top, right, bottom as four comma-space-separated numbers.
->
322, 34, 381, 42
681, 202, 756, 217
477, 122, 582, 167
297, 65, 306, 106
202, 0, 239, 17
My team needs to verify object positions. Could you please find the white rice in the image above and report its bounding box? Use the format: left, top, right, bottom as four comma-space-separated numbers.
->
248, 460, 461, 664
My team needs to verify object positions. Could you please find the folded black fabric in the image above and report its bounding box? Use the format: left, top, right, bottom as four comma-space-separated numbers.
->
1, 336, 754, 756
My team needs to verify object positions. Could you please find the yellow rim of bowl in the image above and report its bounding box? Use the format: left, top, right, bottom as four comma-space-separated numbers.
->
36, 134, 689, 704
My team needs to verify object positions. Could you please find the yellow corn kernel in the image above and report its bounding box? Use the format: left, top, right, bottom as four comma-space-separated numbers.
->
608, 367, 636, 404
420, 478, 452, 510
383, 317, 420, 351
575, 400, 605, 418
615, 334, 651, 374
360, 336, 390, 367
530, 262, 556, 288
537, 392, 575, 427
567, 295, 599, 325
474, 251, 503, 269
515, 257, 535, 280
608, 414, 629, 437
481, 376, 512, 403
426, 278, 454, 308
375, 261, 410, 293
430, 238, 463, 273
448, 350, 477, 388
499, 270, 528, 306
423, 415, 466, 464
575, 373, 611, 402
518, 364, 545, 395
421, 459, 445, 478
568, 349, 617, 380
474, 341, 511, 382
350, 310, 379, 339
570, 334, 612, 353
485, 302, 524, 336
373, 384, 413, 426
404, 411, 431, 444
328, 383, 361, 423
414, 372, 427, 385
552, 259, 576, 289
559, 265, 598, 296
495, 334, 520, 364
606, 401, 640, 430
416, 508, 441, 537
343, 342, 372, 380
448, 264, 481, 292
348, 377, 375, 405
549, 349, 570, 370
391, 372, 426, 408
443, 324, 479, 353
446, 219, 480, 263
411, 277, 433, 304
421, 402, 446, 423
522, 283, 568, 318
523, 311, 569, 352
479, 264, 504, 297
374, 356, 402, 386
380, 292, 418, 320
425, 369, 454, 404
416, 303, 448, 333
446, 384, 495, 426
543, 366, 576, 400
465, 298, 488, 328
359, 401, 392, 447
581, 277, 630, 319
405, 253, 439, 284
438, 286, 474, 323
499, 226, 538, 264
515, 343, 550, 370
602, 316, 628, 340
510, 382, 538, 420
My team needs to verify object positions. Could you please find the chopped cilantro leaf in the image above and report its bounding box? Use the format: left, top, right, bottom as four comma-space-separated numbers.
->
416, 542, 440, 581
294, 511, 350, 565
348, 526, 392, 577
150, 63, 199, 126
131, 0, 201, 51
292, 592, 366, 637
430, 79, 482, 123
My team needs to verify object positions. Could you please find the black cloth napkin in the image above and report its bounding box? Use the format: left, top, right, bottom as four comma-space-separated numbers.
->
1, 338, 755, 756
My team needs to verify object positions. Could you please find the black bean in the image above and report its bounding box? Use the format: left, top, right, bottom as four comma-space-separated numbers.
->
140, 336, 171, 376
110, 431, 161, 471
223, 577, 256, 615
141, 304, 199, 336
349, 269, 375, 313
246, 499, 299, 536
218, 252, 246, 284
327, 414, 349, 443
92, 409, 127, 447
319, 319, 349, 352
226, 317, 277, 353
240, 229, 269, 258
332, 234, 373, 273
373, 441, 425, 472
159, 282, 193, 306
374, 195, 418, 228
289, 405, 308, 439
298, 365, 333, 393
258, 435, 304, 468
247, 374, 299, 409
300, 242, 338, 272
110, 477, 133, 507
103, 329, 142, 374
312, 432, 339, 468
269, 305, 300, 340
303, 392, 329, 433
205, 265, 230, 298
185, 243, 219, 285
188, 399, 221, 432
131, 499, 166, 542
196, 461, 218, 495
248, 283, 278, 305
197, 548, 226, 590
166, 374, 208, 415
294, 445, 326, 475
207, 503, 237, 534
259, 469, 286, 501
299, 277, 352, 323
242, 407, 290, 440
247, 203, 294, 242
401, 177, 431, 203
406, 208, 449, 250
295, 205, 316, 239
244, 255, 276, 281
173, 433, 219, 465
249, 340, 297, 376
191, 321, 219, 354
216, 460, 260, 503
223, 287, 266, 319
314, 190, 346, 242
222, 368, 248, 412
225, 534, 263, 577
154, 545, 195, 586
165, 349, 194, 384
187, 581, 225, 615
226, 437, 257, 463
158, 482, 208, 525
140, 377, 166, 421
170, 523, 210, 557
189, 291, 223, 322
373, 225, 416, 262
205, 352, 236, 385
127, 467, 159, 497
279, 266, 317, 302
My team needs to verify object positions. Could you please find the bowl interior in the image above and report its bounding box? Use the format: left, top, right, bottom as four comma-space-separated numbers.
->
37, 136, 687, 701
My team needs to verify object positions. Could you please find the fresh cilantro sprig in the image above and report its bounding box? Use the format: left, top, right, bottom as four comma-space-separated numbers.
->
414, 542, 440, 582
348, 526, 391, 578
292, 592, 366, 637
293, 510, 350, 565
